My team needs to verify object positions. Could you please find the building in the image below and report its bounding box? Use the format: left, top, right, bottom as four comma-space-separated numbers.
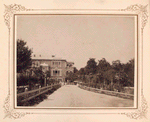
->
31, 55, 74, 82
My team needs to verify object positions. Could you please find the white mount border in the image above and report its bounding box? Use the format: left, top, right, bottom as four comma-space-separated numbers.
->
3, 4, 148, 119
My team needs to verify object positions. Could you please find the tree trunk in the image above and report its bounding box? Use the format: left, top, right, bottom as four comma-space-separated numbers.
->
111, 78, 113, 91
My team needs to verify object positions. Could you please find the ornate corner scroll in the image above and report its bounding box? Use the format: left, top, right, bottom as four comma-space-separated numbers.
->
122, 95, 148, 119
4, 4, 32, 30
3, 94, 31, 119
121, 4, 149, 119
3, 4, 149, 119
3, 4, 33, 119
122, 4, 148, 32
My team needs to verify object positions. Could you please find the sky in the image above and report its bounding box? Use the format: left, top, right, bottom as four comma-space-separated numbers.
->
16, 15, 135, 70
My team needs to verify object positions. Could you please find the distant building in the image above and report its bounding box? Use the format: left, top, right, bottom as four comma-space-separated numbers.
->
31, 55, 74, 82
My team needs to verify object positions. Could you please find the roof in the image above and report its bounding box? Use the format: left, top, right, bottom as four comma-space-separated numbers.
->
40, 63, 49, 66
67, 62, 74, 64
32, 56, 67, 61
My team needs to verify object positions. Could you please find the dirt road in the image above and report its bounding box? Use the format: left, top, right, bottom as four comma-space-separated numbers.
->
35, 85, 134, 107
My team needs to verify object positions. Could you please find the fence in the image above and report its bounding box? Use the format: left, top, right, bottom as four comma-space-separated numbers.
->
78, 83, 134, 100
17, 83, 60, 103
17, 84, 41, 94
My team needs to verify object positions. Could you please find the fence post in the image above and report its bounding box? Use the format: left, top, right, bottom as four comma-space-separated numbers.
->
25, 87, 28, 98
47, 84, 48, 90
39, 85, 41, 93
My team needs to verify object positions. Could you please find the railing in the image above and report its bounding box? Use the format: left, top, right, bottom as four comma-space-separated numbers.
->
17, 83, 60, 103
17, 84, 40, 94
78, 84, 134, 100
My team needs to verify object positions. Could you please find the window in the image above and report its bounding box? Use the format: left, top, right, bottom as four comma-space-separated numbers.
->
52, 61, 61, 67
52, 70, 61, 76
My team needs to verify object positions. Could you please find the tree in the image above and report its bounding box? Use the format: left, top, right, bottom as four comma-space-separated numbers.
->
103, 69, 116, 90
115, 71, 128, 86
78, 68, 85, 75
123, 59, 134, 86
112, 60, 122, 71
32, 67, 44, 79
73, 67, 78, 73
96, 58, 111, 79
17, 39, 32, 73
29, 66, 49, 87
66, 72, 77, 82
103, 69, 116, 82
97, 58, 111, 72
85, 58, 97, 75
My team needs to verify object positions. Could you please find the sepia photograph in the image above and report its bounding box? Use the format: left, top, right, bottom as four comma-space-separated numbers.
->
0, 0, 150, 121
16, 14, 136, 108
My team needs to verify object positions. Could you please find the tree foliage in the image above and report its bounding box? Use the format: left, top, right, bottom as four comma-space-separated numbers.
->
78, 68, 85, 75
78, 58, 135, 90
66, 71, 78, 82
85, 58, 97, 75
123, 59, 134, 86
97, 58, 111, 72
103, 69, 116, 82
112, 60, 122, 71
73, 67, 78, 73
17, 39, 32, 73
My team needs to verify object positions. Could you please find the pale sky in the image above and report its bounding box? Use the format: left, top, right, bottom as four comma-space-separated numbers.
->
16, 15, 135, 70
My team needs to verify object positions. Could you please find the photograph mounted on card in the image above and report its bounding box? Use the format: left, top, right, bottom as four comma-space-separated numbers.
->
3, 4, 148, 119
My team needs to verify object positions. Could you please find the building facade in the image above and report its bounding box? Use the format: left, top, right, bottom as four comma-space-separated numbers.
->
31, 56, 74, 82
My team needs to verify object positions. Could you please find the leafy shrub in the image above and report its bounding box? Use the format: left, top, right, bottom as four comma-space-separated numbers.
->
17, 73, 29, 86
18, 94, 48, 106
17, 73, 44, 91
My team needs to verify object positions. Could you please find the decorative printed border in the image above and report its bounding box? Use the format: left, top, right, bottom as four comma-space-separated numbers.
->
3, 94, 32, 119
123, 95, 148, 119
3, 4, 148, 119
